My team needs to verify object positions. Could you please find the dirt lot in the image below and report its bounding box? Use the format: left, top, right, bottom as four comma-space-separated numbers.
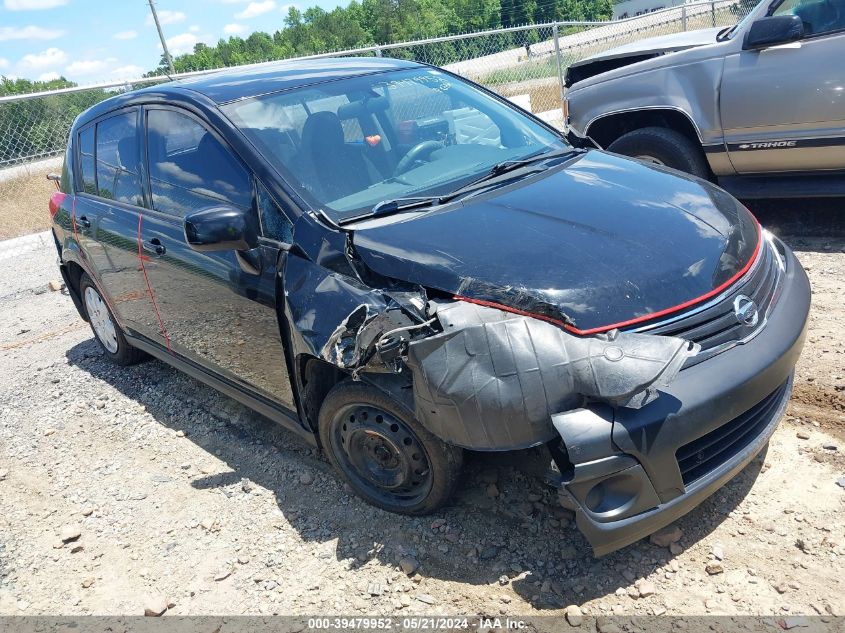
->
0, 203, 843, 619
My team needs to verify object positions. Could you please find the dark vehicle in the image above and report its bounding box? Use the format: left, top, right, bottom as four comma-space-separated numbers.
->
49, 57, 809, 555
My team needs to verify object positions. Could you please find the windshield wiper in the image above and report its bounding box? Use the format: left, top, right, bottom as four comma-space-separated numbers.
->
339, 196, 443, 224
443, 146, 582, 198
338, 147, 581, 225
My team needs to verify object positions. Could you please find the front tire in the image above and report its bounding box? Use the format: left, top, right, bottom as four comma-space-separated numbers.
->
318, 381, 463, 515
607, 126, 711, 180
79, 273, 145, 366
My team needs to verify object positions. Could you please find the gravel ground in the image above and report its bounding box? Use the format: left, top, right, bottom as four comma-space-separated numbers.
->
0, 205, 843, 619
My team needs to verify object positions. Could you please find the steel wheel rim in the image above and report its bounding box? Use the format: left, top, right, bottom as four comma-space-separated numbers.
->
634, 154, 666, 166
331, 404, 433, 507
84, 286, 118, 354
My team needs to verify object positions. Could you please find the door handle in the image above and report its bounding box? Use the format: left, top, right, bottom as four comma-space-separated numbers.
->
77, 215, 91, 229
142, 238, 166, 257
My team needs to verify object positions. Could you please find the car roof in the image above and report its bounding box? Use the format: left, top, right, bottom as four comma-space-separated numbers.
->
148, 56, 420, 104
74, 57, 422, 128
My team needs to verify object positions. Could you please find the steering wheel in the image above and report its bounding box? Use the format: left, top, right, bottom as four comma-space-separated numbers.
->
394, 140, 443, 176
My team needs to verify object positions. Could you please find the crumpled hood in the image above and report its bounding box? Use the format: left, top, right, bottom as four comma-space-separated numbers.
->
351, 150, 760, 334
572, 26, 723, 67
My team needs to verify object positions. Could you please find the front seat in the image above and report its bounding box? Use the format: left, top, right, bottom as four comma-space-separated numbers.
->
299, 111, 372, 202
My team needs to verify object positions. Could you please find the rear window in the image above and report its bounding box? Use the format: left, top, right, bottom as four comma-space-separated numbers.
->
95, 112, 143, 206
76, 110, 143, 206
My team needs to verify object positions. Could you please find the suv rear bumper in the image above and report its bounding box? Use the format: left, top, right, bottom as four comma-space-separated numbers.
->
555, 239, 809, 555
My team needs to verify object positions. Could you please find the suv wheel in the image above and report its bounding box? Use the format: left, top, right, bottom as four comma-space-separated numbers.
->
318, 381, 463, 515
80, 273, 146, 366
607, 127, 711, 180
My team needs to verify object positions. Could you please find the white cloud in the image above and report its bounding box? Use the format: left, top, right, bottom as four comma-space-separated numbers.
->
19, 47, 67, 69
146, 9, 186, 26
113, 29, 138, 40
223, 22, 247, 35
4, 0, 67, 9
37, 70, 60, 81
0, 57, 9, 69
236, 0, 276, 19
166, 32, 200, 55
111, 64, 144, 77
65, 59, 112, 75
0, 25, 64, 41
189, 24, 201, 33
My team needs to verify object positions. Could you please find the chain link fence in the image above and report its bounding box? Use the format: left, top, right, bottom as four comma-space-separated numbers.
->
0, 0, 755, 240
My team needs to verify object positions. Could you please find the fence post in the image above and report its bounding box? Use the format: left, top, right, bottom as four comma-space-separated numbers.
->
552, 23, 566, 113
375, 45, 383, 57
682, 3, 688, 30
711, 0, 716, 26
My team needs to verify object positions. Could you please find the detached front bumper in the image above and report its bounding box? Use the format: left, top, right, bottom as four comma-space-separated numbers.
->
554, 240, 810, 556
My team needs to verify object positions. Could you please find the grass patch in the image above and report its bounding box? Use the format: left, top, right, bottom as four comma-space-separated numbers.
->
0, 169, 54, 240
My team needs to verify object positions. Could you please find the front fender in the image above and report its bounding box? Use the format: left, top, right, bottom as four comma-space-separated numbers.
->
567, 56, 725, 148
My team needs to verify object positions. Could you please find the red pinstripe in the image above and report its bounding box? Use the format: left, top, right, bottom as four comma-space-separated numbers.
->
136, 213, 171, 352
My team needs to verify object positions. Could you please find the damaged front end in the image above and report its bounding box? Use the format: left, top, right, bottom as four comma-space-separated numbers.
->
288, 232, 697, 451
286, 220, 706, 553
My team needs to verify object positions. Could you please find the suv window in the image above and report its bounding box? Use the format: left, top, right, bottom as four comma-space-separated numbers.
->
773, 0, 845, 35
146, 109, 252, 217
95, 111, 143, 206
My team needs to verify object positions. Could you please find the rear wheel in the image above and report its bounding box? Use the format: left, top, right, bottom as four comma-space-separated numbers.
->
318, 381, 463, 515
607, 126, 711, 180
79, 273, 145, 366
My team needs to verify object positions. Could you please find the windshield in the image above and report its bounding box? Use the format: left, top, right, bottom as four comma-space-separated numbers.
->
721, 0, 767, 39
222, 67, 567, 222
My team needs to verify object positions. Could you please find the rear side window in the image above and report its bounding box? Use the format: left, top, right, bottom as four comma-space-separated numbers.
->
78, 127, 96, 195
146, 109, 252, 217
95, 112, 143, 206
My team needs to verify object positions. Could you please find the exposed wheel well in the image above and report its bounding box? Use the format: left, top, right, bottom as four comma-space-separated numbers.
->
298, 356, 346, 436
297, 356, 415, 443
586, 109, 701, 151
64, 261, 85, 300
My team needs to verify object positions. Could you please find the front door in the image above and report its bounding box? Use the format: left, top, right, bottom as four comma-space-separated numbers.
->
720, 0, 845, 173
138, 105, 295, 408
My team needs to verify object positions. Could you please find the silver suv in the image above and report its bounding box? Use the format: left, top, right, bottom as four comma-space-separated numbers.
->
564, 0, 845, 198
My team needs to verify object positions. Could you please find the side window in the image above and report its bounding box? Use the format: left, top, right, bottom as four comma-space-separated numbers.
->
78, 126, 96, 195
773, 0, 845, 35
256, 181, 293, 243
146, 109, 252, 217
95, 112, 143, 206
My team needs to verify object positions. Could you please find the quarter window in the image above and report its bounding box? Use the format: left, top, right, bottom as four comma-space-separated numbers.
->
78, 126, 96, 195
95, 112, 143, 206
146, 109, 252, 217
256, 181, 293, 243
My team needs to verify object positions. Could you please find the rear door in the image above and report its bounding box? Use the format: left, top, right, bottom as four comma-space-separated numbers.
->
720, 0, 845, 173
72, 109, 160, 340
138, 105, 295, 408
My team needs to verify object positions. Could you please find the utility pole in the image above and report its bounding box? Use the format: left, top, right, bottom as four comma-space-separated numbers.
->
147, 0, 175, 75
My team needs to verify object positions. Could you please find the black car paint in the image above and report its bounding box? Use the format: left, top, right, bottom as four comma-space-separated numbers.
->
350, 151, 759, 333
50, 57, 810, 555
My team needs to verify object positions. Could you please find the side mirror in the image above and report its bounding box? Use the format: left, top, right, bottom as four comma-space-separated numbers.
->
184, 205, 258, 252
744, 14, 804, 49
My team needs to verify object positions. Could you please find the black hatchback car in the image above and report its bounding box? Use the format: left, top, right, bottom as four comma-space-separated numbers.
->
49, 57, 810, 555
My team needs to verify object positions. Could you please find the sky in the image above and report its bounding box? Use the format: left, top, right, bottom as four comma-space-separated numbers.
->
0, 0, 345, 84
